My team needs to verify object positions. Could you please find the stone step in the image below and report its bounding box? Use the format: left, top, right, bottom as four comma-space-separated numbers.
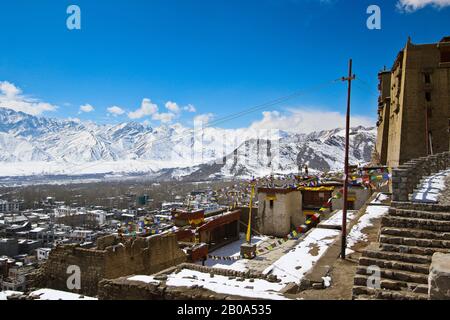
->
359, 256, 429, 275
363, 243, 432, 264
380, 234, 450, 249
354, 275, 428, 294
392, 201, 450, 212
389, 208, 450, 221
381, 227, 450, 241
380, 243, 450, 256
352, 286, 428, 300
382, 215, 450, 232
356, 266, 429, 284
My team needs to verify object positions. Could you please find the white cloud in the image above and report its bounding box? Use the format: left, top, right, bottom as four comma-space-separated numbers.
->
165, 101, 181, 113
152, 112, 176, 123
194, 113, 214, 126
0, 81, 21, 97
184, 104, 197, 113
107, 105, 125, 116
79, 104, 94, 113
0, 81, 58, 116
126, 98, 197, 123
249, 108, 375, 133
128, 98, 159, 119
397, 0, 450, 12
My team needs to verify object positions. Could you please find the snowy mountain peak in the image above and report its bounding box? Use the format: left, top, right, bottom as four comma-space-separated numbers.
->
0, 107, 376, 179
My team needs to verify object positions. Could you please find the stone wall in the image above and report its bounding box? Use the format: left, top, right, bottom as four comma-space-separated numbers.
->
30, 234, 187, 297
376, 37, 450, 168
429, 252, 450, 299
98, 263, 280, 300
391, 151, 450, 202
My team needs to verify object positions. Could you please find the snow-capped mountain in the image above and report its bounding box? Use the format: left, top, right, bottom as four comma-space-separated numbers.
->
0, 107, 376, 179
177, 126, 376, 180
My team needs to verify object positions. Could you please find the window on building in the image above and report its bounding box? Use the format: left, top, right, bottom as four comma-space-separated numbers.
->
441, 50, 450, 63
425, 92, 432, 102
424, 73, 431, 84
269, 200, 274, 209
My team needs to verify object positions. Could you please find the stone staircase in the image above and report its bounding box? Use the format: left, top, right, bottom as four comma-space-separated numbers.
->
352, 202, 450, 300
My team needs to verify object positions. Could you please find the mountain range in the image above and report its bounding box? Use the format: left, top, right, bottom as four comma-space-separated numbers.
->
0, 107, 376, 181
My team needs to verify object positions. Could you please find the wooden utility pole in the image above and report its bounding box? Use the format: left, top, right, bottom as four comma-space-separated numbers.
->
341, 59, 356, 260
246, 182, 255, 244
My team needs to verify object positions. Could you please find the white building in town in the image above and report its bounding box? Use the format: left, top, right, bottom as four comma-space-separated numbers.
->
36, 248, 52, 261
0, 200, 23, 213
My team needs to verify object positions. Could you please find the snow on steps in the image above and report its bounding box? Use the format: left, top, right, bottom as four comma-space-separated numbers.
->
353, 201, 450, 300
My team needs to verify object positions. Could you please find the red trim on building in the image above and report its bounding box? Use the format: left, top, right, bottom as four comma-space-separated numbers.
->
197, 210, 240, 232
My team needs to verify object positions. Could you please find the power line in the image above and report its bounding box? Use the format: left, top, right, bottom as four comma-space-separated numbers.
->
60, 78, 341, 175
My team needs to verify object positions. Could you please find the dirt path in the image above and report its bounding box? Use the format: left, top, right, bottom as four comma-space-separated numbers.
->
289, 204, 385, 300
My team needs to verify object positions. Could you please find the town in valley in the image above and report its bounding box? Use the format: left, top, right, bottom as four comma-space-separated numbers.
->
1, 0, 450, 303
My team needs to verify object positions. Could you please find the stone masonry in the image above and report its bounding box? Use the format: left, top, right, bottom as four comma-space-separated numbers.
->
98, 263, 281, 300
375, 36, 450, 168
30, 234, 187, 297
429, 252, 450, 299
353, 152, 450, 300
391, 151, 450, 202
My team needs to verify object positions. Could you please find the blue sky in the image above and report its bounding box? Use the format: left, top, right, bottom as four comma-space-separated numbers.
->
0, 0, 449, 131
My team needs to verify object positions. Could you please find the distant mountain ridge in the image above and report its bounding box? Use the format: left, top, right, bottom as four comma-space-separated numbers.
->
0, 107, 376, 179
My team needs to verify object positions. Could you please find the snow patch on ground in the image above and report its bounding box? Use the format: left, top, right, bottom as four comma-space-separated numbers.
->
411, 169, 450, 203
0, 290, 22, 300
262, 228, 340, 284
127, 275, 160, 285
346, 205, 389, 255
318, 210, 358, 228
165, 269, 289, 300
202, 234, 269, 272
30, 289, 97, 300
371, 193, 389, 204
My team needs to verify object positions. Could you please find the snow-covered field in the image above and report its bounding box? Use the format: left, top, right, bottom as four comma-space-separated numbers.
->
166, 269, 289, 300
126, 269, 289, 300
0, 160, 186, 177
411, 169, 450, 203
0, 289, 97, 300
202, 234, 269, 272
262, 228, 340, 284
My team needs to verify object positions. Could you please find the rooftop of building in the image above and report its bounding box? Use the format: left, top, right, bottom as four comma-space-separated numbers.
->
257, 186, 299, 194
